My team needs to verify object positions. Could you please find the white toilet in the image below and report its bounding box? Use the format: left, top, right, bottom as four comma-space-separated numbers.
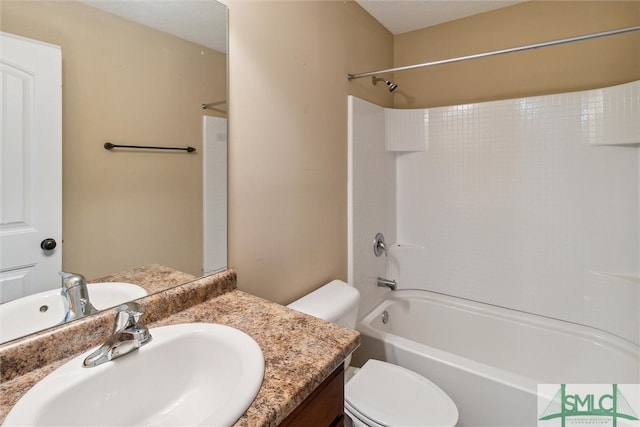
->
288, 280, 458, 427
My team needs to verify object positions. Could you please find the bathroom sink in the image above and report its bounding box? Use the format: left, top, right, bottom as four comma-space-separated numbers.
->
0, 282, 147, 343
3, 323, 265, 427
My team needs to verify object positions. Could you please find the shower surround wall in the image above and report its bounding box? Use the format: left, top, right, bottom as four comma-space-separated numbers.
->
348, 97, 396, 316
348, 80, 640, 344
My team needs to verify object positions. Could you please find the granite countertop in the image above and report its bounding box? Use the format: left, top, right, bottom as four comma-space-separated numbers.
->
155, 290, 359, 426
0, 270, 360, 426
89, 263, 197, 294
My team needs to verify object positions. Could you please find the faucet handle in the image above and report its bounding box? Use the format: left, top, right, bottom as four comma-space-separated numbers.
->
373, 233, 387, 257
83, 301, 150, 368
113, 302, 144, 332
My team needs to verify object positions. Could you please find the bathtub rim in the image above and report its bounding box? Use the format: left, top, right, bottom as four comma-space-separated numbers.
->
356, 289, 640, 395
360, 289, 640, 352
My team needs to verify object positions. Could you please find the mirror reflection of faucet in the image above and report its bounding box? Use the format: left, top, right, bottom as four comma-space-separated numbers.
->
59, 271, 98, 322
377, 277, 397, 291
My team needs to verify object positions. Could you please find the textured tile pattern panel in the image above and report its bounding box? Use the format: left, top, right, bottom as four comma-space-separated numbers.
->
384, 107, 428, 151
394, 81, 639, 343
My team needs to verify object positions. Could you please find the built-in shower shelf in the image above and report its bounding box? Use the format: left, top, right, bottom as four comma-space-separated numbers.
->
585, 81, 639, 146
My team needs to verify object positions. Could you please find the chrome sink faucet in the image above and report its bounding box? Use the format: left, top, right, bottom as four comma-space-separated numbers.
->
83, 302, 152, 368
60, 272, 98, 322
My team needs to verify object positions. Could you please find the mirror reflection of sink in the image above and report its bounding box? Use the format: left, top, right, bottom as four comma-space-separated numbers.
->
3, 323, 265, 427
0, 282, 147, 343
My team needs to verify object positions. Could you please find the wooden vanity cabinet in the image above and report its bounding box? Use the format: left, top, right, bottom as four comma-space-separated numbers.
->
280, 365, 345, 427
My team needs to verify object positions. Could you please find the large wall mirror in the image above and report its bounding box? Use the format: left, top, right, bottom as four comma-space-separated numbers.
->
0, 0, 227, 343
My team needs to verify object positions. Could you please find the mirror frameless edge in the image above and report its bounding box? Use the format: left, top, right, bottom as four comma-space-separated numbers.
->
0, 0, 228, 345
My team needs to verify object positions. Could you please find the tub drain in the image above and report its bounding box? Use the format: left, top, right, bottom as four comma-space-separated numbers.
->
381, 310, 389, 324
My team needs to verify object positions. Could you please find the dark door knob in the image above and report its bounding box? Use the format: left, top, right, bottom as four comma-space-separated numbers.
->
40, 238, 57, 251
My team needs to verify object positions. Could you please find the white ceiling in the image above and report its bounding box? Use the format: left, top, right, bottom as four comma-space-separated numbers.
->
355, 0, 524, 35
81, 0, 227, 53
81, 0, 523, 54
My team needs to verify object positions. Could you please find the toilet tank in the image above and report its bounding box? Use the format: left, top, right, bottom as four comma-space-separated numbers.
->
287, 280, 360, 329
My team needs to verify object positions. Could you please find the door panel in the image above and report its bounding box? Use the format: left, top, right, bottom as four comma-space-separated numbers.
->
0, 32, 62, 302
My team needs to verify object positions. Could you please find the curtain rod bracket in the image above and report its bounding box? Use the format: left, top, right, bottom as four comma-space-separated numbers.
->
201, 100, 227, 109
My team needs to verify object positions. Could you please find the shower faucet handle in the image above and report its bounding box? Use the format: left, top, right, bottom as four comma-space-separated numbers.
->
373, 233, 387, 257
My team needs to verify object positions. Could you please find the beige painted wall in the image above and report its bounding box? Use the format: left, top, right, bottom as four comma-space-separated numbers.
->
2, 1, 226, 279
7, 0, 633, 305
393, 1, 640, 108
227, 1, 393, 304
228, 0, 639, 306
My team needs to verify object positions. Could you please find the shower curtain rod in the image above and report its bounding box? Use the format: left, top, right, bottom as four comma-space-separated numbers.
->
347, 25, 640, 80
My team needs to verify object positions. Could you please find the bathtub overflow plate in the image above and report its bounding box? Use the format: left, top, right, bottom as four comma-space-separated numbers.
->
381, 310, 389, 324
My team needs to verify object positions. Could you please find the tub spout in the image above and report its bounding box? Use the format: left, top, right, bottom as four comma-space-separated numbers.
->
377, 277, 397, 291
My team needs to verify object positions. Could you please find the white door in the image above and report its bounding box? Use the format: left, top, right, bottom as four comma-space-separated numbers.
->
0, 32, 62, 302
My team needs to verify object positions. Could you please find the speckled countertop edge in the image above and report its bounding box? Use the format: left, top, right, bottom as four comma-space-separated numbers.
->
0, 270, 360, 426
89, 263, 197, 294
1, 264, 199, 348
0, 270, 236, 382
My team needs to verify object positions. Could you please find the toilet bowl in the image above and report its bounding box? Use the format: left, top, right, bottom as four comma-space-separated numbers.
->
288, 280, 458, 427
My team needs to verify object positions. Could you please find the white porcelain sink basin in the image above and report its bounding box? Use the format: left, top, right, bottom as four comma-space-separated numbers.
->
0, 282, 147, 343
3, 323, 265, 427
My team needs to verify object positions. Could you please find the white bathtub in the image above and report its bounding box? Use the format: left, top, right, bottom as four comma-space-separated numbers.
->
350, 290, 640, 426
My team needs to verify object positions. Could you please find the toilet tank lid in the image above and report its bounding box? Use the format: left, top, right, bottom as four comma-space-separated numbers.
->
287, 280, 360, 323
